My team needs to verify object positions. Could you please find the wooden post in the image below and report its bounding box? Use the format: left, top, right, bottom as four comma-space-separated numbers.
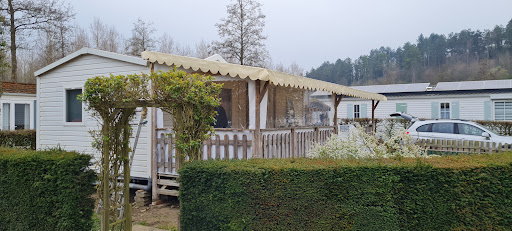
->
122, 124, 132, 231
315, 127, 320, 143
332, 94, 343, 134
101, 124, 110, 231
372, 100, 380, 134
150, 63, 159, 203
290, 128, 296, 158
254, 80, 269, 158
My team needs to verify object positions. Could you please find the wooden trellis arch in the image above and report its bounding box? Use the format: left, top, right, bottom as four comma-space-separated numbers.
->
82, 69, 222, 231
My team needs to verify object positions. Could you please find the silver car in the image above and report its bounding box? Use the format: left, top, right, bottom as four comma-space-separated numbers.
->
390, 113, 512, 144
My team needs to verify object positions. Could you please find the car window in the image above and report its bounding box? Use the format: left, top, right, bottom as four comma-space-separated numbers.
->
431, 123, 454, 134
457, 123, 485, 136
416, 124, 430, 132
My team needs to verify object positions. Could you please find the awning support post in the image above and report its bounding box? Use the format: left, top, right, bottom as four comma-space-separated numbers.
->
372, 100, 380, 134
333, 94, 343, 134
254, 80, 269, 158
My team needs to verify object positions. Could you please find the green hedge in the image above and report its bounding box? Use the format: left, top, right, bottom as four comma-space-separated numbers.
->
0, 130, 36, 150
0, 148, 96, 231
179, 154, 512, 230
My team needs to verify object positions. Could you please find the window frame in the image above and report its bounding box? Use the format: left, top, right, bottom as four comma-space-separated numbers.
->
416, 124, 432, 132
431, 122, 456, 134
0, 99, 34, 131
353, 104, 360, 119
493, 100, 512, 121
63, 87, 84, 126
440, 102, 450, 119
456, 123, 485, 136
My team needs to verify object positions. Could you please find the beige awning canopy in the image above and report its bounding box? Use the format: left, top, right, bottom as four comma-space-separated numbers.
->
141, 51, 387, 101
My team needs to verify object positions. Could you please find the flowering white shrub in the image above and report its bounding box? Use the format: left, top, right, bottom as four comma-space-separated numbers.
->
309, 125, 426, 159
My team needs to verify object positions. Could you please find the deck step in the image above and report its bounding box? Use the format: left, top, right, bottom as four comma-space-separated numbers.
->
157, 189, 179, 196
158, 173, 179, 178
158, 179, 179, 187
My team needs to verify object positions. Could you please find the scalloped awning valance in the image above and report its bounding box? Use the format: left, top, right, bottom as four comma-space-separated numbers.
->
141, 51, 387, 101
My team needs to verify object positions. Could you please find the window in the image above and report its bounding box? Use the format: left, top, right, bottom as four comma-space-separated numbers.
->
416, 124, 430, 132
213, 88, 232, 128
354, 105, 360, 118
14, 104, 30, 130
457, 123, 485, 136
66, 89, 82, 122
440, 103, 450, 119
494, 101, 512, 121
432, 123, 455, 134
2, 103, 10, 130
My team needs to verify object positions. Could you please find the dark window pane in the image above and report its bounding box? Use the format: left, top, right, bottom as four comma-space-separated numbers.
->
416, 124, 430, 132
432, 123, 454, 134
213, 88, 232, 128
14, 104, 29, 130
66, 89, 82, 122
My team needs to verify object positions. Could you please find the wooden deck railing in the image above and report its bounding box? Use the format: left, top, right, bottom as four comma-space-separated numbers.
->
261, 127, 335, 158
154, 126, 336, 174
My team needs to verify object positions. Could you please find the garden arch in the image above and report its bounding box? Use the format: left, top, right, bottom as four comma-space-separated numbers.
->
82, 69, 221, 231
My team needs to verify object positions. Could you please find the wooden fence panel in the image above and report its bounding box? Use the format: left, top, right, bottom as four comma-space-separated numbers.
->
415, 138, 512, 155
243, 135, 248, 160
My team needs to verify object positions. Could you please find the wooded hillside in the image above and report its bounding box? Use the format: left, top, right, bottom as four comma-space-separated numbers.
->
307, 18, 512, 86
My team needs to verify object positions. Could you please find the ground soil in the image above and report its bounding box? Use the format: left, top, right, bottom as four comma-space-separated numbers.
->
93, 192, 180, 230
131, 195, 180, 230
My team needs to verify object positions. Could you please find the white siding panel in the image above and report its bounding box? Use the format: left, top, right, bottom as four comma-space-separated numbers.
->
336, 94, 492, 121
37, 54, 152, 178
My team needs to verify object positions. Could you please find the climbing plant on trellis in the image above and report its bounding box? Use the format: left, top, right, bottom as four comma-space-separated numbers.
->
82, 69, 221, 231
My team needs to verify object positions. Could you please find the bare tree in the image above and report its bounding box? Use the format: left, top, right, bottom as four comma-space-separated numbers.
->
126, 18, 155, 56
288, 62, 304, 76
89, 18, 122, 53
0, 16, 10, 80
194, 39, 213, 59
2, 0, 74, 82
268, 61, 305, 76
213, 0, 269, 67
158, 33, 176, 54
273, 62, 287, 73
175, 44, 192, 57
69, 24, 90, 52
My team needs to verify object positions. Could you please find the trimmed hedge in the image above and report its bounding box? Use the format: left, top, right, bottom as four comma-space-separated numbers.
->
0, 148, 96, 231
0, 130, 36, 150
475, 120, 512, 136
179, 154, 512, 230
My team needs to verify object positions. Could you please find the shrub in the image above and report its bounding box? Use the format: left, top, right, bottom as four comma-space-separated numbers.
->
180, 154, 512, 230
0, 130, 36, 150
309, 125, 425, 159
475, 120, 512, 136
0, 148, 96, 231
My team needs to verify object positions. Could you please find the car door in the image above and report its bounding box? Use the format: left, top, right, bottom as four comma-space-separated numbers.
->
430, 122, 457, 140
455, 123, 487, 142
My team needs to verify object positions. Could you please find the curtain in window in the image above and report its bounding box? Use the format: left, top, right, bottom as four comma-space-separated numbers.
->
2, 103, 10, 130
24, 104, 30, 129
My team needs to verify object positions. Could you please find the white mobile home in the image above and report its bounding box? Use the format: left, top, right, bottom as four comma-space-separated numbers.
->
0, 82, 36, 131
316, 80, 512, 121
35, 48, 385, 197
35, 48, 152, 180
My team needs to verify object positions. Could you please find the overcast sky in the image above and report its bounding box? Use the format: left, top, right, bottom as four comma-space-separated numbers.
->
72, 0, 512, 71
